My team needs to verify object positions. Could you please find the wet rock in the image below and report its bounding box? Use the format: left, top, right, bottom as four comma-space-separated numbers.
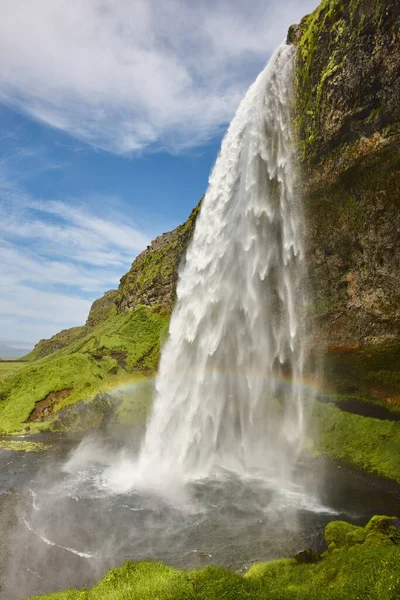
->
294, 548, 322, 564
287, 23, 302, 45
55, 392, 118, 432
293, 0, 400, 399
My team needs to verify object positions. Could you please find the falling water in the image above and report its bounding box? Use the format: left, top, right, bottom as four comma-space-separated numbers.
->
138, 42, 309, 485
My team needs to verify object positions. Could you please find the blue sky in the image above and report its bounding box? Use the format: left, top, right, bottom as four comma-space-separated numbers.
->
0, 0, 319, 347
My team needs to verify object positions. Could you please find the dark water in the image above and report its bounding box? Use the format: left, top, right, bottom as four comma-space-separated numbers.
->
319, 396, 400, 421
0, 430, 399, 600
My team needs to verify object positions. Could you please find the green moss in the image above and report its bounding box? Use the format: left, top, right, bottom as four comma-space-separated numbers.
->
311, 401, 400, 481
325, 521, 366, 550
295, 0, 347, 162
0, 306, 168, 434
29, 516, 400, 600
116, 203, 200, 313
294, 0, 400, 168
0, 440, 50, 452
0, 361, 26, 382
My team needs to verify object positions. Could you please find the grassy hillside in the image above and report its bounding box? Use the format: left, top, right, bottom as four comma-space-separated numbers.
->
0, 204, 198, 435
0, 306, 168, 434
30, 516, 400, 600
0, 361, 26, 382
311, 402, 400, 482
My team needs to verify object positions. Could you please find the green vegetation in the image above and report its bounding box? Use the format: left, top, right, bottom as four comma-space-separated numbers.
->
295, 0, 400, 167
311, 402, 400, 481
0, 440, 50, 452
0, 306, 169, 434
116, 203, 200, 313
23, 327, 88, 363
324, 344, 400, 404
29, 516, 400, 600
0, 361, 26, 382
0, 203, 200, 436
0, 203, 200, 435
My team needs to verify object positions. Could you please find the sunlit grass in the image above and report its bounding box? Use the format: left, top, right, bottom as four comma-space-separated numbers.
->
311, 402, 400, 482
0, 361, 26, 382
0, 306, 168, 434
0, 440, 50, 452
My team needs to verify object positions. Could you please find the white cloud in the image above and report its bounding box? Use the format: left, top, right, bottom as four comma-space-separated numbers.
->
0, 244, 121, 292
0, 284, 91, 325
0, 179, 150, 268
0, 0, 319, 153
0, 169, 152, 343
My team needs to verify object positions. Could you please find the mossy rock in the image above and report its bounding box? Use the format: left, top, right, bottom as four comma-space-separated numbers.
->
325, 521, 366, 550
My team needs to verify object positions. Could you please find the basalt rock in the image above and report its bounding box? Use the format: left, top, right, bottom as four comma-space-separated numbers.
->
290, 0, 400, 397
115, 203, 200, 314
294, 548, 322, 564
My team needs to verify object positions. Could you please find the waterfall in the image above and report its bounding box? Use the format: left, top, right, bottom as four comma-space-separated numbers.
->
137, 42, 309, 485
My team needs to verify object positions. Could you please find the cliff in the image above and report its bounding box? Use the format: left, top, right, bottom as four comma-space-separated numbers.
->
291, 0, 400, 401
116, 202, 201, 313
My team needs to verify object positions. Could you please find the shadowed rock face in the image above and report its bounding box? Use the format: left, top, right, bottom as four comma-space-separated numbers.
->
288, 0, 400, 397
294, 0, 400, 169
86, 289, 118, 327
115, 203, 200, 314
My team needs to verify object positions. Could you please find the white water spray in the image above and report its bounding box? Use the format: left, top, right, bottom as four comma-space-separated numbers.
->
136, 43, 309, 486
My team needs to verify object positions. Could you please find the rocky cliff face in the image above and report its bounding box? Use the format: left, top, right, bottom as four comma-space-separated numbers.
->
115, 203, 200, 314
290, 0, 400, 398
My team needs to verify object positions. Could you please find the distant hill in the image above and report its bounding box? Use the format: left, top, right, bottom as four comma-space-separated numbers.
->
0, 344, 32, 359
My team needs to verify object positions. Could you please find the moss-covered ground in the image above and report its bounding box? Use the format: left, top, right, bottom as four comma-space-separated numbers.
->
0, 306, 169, 435
28, 516, 400, 600
0, 361, 26, 382
310, 401, 400, 482
0, 440, 50, 452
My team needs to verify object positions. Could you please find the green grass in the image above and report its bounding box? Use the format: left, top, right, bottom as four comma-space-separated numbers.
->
23, 327, 87, 362
311, 402, 400, 481
0, 306, 169, 434
0, 361, 26, 382
0, 440, 50, 452
29, 516, 400, 600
